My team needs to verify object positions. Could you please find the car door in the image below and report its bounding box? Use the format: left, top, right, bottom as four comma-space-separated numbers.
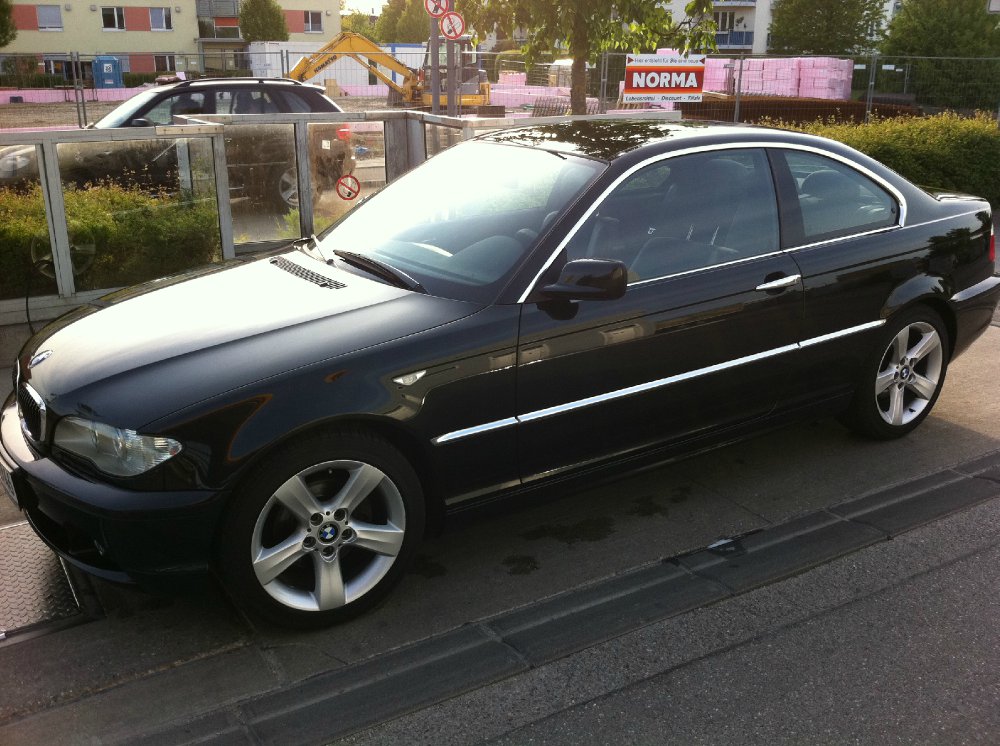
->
515, 147, 804, 481
767, 147, 905, 406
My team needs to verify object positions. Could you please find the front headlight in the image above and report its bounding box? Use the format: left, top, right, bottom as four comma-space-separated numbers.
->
54, 417, 182, 477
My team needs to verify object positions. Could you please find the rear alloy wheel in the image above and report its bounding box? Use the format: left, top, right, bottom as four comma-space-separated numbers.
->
274, 167, 299, 211
219, 432, 424, 627
844, 307, 949, 439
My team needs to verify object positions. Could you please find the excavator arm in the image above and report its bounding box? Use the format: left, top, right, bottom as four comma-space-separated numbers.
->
286, 31, 422, 104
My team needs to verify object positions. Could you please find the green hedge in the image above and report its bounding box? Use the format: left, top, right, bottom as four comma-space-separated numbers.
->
0, 183, 222, 301
788, 112, 1000, 212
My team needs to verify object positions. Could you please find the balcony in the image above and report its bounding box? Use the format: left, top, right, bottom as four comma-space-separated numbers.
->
713, 0, 756, 5
716, 30, 754, 48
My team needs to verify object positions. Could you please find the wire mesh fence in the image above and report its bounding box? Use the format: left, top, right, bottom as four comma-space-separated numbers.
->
2, 47, 999, 130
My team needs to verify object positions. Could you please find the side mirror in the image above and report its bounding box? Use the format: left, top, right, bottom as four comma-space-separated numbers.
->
130, 118, 154, 128
540, 259, 627, 301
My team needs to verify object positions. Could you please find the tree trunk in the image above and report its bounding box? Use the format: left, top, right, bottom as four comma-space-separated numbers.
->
570, 56, 587, 115
569, 13, 589, 115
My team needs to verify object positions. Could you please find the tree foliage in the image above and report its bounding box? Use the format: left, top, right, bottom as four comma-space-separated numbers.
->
882, 0, 1000, 110
0, 0, 17, 48
768, 0, 885, 54
463, 0, 717, 114
883, 0, 1000, 57
374, 0, 432, 44
342, 11, 380, 41
240, 0, 289, 43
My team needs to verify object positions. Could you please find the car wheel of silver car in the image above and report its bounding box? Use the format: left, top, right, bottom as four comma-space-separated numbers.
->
274, 167, 299, 211
843, 306, 950, 440
218, 431, 424, 628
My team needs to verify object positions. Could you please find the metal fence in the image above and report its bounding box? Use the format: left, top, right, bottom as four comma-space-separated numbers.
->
4, 48, 998, 130
0, 109, 679, 326
479, 51, 1000, 123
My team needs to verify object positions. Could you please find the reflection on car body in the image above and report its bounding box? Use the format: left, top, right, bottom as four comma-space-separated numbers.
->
1, 119, 998, 628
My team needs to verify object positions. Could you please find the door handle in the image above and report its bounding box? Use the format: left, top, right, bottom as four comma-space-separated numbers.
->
755, 274, 801, 292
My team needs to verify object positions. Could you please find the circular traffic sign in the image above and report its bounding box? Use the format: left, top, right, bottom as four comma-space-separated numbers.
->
439, 10, 465, 40
424, 0, 449, 18
336, 174, 361, 201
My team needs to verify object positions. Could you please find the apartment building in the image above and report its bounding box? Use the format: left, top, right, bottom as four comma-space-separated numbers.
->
663, 0, 900, 55
2, 0, 341, 75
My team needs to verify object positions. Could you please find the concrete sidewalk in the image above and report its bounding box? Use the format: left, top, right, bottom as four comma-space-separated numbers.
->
1, 450, 998, 744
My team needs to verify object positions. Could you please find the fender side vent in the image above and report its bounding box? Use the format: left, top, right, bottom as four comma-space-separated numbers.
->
269, 256, 345, 289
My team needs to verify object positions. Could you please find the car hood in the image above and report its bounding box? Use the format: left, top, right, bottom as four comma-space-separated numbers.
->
19, 251, 482, 427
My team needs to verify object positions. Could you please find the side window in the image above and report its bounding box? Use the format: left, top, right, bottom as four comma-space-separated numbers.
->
229, 90, 282, 114
782, 150, 898, 244
280, 91, 313, 113
565, 149, 779, 283
138, 91, 207, 125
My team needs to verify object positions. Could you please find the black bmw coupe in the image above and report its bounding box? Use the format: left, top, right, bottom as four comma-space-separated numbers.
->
3, 120, 998, 627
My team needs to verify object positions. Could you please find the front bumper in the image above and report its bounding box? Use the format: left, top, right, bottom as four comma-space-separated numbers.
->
1, 394, 227, 585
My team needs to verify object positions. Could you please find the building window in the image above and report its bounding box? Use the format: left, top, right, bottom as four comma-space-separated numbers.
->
36, 5, 63, 30
713, 11, 735, 32
304, 11, 322, 32
215, 21, 240, 38
150, 7, 173, 31
154, 54, 176, 72
102, 7, 126, 30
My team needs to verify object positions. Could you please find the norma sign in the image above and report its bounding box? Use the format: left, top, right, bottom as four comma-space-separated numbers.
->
439, 11, 465, 40
424, 0, 449, 18
623, 54, 706, 103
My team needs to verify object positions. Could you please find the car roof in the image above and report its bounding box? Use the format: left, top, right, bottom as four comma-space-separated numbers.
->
474, 119, 845, 163
159, 77, 326, 94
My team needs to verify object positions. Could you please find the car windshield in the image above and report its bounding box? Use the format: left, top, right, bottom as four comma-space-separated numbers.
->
93, 88, 165, 128
316, 141, 604, 303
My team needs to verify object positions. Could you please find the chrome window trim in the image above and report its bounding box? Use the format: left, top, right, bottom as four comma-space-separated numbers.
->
517, 141, 909, 303
433, 319, 886, 445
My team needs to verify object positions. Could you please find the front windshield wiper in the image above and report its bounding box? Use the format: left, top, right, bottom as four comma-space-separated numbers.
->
331, 250, 426, 293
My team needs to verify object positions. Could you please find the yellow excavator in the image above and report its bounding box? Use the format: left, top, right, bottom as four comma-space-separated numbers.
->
286, 31, 493, 110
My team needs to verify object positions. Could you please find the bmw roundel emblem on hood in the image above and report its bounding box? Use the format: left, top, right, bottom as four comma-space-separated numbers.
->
28, 350, 53, 369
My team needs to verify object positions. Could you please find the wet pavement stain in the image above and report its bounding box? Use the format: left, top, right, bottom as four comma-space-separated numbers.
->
669, 484, 692, 503
502, 555, 540, 575
522, 516, 615, 545
628, 494, 669, 517
408, 554, 447, 578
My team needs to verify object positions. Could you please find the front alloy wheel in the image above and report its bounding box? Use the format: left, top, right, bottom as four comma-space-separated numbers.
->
219, 432, 424, 627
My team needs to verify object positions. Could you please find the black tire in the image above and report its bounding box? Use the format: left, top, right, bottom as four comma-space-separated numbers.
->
842, 306, 950, 440
217, 430, 425, 628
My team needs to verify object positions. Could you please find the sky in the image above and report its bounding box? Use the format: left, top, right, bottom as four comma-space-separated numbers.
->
342, 0, 387, 15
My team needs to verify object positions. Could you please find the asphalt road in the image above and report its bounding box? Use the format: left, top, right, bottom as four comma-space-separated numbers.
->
0, 320, 998, 744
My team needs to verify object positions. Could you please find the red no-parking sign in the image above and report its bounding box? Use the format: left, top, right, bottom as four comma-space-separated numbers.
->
336, 174, 361, 201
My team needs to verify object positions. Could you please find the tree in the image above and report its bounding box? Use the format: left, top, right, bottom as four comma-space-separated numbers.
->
240, 0, 289, 43
342, 11, 380, 41
374, 0, 405, 42
882, 0, 1000, 109
768, 0, 886, 54
0, 0, 17, 48
373, 0, 430, 43
464, 0, 717, 114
